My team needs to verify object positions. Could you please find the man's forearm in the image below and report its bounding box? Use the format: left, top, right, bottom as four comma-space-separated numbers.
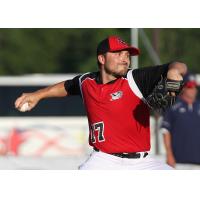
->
163, 132, 174, 155
35, 81, 68, 100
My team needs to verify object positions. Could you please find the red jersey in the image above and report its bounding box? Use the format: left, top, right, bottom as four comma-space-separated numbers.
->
65, 64, 169, 153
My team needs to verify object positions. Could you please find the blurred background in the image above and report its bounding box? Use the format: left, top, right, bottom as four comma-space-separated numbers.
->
0, 28, 199, 169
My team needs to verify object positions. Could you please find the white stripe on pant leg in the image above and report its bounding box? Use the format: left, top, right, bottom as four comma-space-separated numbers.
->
78, 151, 95, 170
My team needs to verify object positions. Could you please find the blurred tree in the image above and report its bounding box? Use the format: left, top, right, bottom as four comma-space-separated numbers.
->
138, 28, 200, 73
159, 28, 200, 73
0, 28, 129, 75
0, 28, 199, 75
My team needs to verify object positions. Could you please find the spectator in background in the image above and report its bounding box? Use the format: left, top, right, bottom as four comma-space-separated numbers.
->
160, 73, 200, 169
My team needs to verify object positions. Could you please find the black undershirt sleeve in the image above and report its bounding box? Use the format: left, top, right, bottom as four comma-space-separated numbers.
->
132, 63, 170, 99
64, 75, 82, 96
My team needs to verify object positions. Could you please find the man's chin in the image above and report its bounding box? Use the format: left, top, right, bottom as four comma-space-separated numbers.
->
117, 68, 128, 76
113, 71, 127, 78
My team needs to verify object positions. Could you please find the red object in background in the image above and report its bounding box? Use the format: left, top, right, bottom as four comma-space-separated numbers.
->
0, 127, 84, 156
8, 128, 26, 155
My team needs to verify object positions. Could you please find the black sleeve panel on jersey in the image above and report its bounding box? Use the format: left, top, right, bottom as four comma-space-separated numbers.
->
64, 75, 82, 96
132, 63, 170, 98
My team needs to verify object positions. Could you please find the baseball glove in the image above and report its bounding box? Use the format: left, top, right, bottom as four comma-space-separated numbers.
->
145, 76, 184, 112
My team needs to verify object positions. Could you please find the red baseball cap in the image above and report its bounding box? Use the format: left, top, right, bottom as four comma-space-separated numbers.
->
184, 80, 197, 88
97, 35, 140, 56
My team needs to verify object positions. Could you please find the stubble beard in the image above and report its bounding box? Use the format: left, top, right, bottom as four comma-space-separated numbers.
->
104, 65, 128, 78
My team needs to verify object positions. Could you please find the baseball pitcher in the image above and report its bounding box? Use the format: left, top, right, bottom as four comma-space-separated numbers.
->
15, 35, 187, 169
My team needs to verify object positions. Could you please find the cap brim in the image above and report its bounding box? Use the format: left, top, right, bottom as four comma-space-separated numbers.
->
110, 46, 140, 56
128, 47, 140, 56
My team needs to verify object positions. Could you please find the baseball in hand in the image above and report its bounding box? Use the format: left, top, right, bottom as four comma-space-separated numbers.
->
19, 102, 29, 112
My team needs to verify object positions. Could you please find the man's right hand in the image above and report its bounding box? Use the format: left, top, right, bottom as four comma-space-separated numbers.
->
15, 92, 41, 112
166, 153, 176, 168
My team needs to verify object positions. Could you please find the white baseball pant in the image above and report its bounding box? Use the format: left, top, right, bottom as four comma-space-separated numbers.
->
79, 150, 173, 170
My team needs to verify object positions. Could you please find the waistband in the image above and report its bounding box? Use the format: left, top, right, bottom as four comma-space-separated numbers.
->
93, 147, 148, 159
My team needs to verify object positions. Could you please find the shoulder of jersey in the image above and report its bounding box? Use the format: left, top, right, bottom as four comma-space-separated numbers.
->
79, 72, 98, 83
121, 68, 133, 79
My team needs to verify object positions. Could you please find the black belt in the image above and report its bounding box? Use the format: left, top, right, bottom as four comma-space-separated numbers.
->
93, 147, 148, 159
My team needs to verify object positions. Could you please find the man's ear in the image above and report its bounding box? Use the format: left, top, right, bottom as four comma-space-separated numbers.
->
98, 54, 105, 65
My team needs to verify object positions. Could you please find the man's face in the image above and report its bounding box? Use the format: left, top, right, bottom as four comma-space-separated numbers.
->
101, 50, 131, 77
182, 86, 198, 100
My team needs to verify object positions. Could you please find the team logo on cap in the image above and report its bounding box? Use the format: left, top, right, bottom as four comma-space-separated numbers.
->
117, 37, 127, 46
110, 91, 123, 101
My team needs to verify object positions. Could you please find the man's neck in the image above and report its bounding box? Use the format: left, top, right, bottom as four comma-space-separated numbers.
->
100, 71, 117, 84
